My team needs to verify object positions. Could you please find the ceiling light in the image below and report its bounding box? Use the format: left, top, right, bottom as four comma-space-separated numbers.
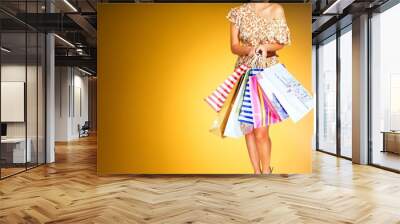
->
1, 47, 11, 53
63, 0, 78, 12
54, 34, 75, 48
76, 48, 85, 55
77, 67, 93, 76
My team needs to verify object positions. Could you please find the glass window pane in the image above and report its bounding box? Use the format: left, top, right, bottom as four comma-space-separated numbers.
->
371, 4, 400, 171
27, 31, 38, 169
1, 31, 27, 177
340, 29, 352, 158
38, 33, 46, 165
318, 36, 337, 154
0, 1, 46, 179
312, 45, 317, 150
26, 0, 39, 169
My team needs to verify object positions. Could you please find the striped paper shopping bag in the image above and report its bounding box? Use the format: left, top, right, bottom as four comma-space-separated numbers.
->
205, 64, 249, 112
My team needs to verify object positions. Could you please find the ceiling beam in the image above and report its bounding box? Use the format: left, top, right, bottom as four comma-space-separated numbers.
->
67, 13, 97, 42
55, 55, 96, 71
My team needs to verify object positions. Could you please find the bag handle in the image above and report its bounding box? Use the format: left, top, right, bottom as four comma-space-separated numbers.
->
248, 52, 267, 68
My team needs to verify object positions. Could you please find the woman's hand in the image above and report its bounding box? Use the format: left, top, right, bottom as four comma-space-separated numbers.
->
255, 45, 268, 57
248, 46, 257, 57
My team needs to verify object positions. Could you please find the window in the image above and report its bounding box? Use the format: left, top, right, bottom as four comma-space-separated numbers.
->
0, 2, 46, 179
339, 28, 352, 158
370, 3, 400, 171
317, 35, 337, 154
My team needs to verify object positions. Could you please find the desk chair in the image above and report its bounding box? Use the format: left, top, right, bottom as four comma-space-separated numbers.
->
78, 121, 90, 138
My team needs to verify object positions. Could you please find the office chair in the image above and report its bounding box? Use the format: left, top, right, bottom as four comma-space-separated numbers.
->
79, 121, 90, 138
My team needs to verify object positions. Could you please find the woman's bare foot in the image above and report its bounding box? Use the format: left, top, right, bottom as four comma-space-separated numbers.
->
261, 166, 273, 175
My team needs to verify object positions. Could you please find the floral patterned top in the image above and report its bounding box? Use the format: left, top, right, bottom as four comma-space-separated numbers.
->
227, 3, 291, 68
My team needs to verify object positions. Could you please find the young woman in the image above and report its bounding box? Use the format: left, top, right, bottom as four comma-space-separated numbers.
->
227, 3, 291, 174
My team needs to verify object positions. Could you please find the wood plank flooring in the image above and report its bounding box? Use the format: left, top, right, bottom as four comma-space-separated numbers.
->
1, 135, 400, 224
1, 167, 26, 178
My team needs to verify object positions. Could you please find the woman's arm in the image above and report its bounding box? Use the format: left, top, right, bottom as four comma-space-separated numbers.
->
230, 23, 254, 57
260, 42, 285, 53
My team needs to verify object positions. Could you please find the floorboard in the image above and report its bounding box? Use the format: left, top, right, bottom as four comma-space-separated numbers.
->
1, 135, 400, 223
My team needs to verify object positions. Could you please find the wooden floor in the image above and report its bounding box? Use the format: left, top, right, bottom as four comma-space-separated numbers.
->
1, 167, 26, 178
372, 150, 400, 171
1, 135, 400, 224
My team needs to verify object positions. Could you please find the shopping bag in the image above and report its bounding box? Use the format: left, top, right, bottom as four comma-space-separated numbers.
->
223, 70, 250, 137
247, 69, 287, 129
205, 64, 249, 112
249, 73, 263, 128
209, 74, 243, 137
256, 64, 313, 123
237, 68, 263, 126
261, 85, 290, 122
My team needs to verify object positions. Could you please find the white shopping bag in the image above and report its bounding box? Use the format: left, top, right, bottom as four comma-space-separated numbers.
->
257, 64, 313, 123
223, 73, 249, 137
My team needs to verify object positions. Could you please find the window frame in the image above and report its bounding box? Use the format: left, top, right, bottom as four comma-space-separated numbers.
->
315, 24, 353, 161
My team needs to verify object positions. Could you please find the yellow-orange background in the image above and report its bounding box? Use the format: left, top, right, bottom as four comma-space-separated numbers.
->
98, 3, 312, 174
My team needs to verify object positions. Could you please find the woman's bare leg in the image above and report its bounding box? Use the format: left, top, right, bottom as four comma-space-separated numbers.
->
254, 126, 272, 174
245, 132, 261, 174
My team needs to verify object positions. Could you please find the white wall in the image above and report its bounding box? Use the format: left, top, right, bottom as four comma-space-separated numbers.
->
1, 65, 38, 138
1, 65, 27, 141
55, 66, 70, 141
1, 63, 46, 164
55, 67, 89, 141
72, 73, 89, 138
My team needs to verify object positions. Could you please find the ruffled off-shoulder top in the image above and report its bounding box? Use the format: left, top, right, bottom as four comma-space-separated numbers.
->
227, 4, 291, 68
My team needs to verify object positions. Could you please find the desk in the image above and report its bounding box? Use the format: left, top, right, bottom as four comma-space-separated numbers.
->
381, 131, 400, 154
1, 138, 31, 163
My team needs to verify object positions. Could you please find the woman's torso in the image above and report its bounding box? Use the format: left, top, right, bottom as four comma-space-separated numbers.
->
227, 3, 291, 68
